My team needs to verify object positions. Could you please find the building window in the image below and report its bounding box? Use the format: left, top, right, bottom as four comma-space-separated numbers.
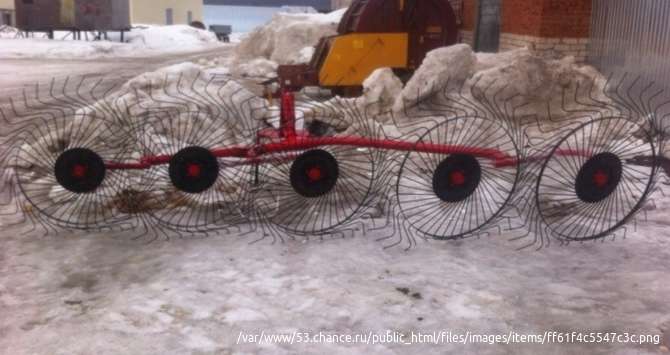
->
188, 11, 193, 24
166, 8, 173, 25
1, 13, 10, 26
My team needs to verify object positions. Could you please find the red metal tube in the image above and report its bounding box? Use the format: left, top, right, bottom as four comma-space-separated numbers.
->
493, 149, 594, 168
209, 147, 253, 158
104, 136, 592, 172
258, 136, 510, 160
279, 90, 297, 140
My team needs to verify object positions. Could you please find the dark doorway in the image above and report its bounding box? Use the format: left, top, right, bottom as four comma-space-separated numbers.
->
475, 0, 502, 52
1, 13, 11, 26
166, 8, 173, 25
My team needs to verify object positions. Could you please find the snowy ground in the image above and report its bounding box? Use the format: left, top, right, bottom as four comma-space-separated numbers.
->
1, 16, 670, 355
0, 25, 229, 59
1, 196, 670, 355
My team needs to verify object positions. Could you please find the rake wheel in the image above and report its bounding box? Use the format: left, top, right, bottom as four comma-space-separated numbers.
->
13, 117, 134, 229
54, 148, 107, 193
168, 146, 220, 194
252, 143, 377, 235
396, 116, 520, 239
135, 111, 253, 233
535, 117, 657, 241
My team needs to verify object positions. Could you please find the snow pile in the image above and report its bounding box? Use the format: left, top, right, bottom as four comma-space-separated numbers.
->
291, 45, 616, 139
125, 25, 219, 50
394, 45, 610, 123
104, 63, 267, 201
210, 9, 346, 77
228, 32, 247, 44
394, 44, 478, 110
0, 25, 223, 59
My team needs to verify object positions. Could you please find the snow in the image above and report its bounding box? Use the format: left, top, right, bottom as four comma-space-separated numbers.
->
228, 32, 247, 44
125, 25, 220, 49
0, 25, 225, 59
1, 10, 670, 355
1, 218, 669, 354
395, 44, 478, 111
210, 9, 347, 77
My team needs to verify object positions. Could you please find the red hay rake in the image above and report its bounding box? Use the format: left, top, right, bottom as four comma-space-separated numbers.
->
0, 74, 664, 248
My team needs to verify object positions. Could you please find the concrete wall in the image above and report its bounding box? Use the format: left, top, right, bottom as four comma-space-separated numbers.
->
0, 0, 14, 9
0, 0, 15, 26
130, 0, 203, 25
458, 0, 591, 61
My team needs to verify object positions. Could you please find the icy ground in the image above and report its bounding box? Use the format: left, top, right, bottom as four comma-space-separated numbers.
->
1, 14, 670, 355
1, 197, 670, 355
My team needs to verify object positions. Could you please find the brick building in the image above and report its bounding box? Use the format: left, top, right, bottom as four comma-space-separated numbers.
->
4, 0, 203, 28
458, 0, 592, 61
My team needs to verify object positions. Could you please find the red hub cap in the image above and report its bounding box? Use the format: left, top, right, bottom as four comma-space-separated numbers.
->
307, 166, 322, 182
450, 171, 466, 186
187, 164, 201, 178
591, 170, 609, 187
72, 164, 87, 179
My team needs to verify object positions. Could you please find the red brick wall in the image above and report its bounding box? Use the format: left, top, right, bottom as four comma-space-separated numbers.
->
464, 0, 592, 38
459, 0, 476, 31
501, 0, 544, 36
539, 0, 592, 38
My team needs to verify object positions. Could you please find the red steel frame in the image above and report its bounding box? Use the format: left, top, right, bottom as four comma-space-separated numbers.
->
104, 92, 593, 171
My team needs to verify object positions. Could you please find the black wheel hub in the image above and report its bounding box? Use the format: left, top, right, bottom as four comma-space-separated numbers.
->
54, 148, 106, 193
169, 146, 219, 193
574, 152, 622, 203
290, 149, 339, 198
432, 154, 481, 203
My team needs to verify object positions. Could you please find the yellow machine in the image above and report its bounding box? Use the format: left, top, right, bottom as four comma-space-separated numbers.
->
276, 0, 458, 96
316, 33, 408, 86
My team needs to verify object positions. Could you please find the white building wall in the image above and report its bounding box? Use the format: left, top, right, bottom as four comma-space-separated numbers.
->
0, 0, 15, 26
131, 0, 203, 26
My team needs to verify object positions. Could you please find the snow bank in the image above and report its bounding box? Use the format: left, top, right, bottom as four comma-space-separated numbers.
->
229, 33, 247, 44
395, 44, 478, 110
125, 25, 219, 50
0, 25, 222, 59
211, 9, 346, 77
97, 62, 269, 163
310, 46, 615, 141
0, 38, 136, 59
394, 46, 610, 120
